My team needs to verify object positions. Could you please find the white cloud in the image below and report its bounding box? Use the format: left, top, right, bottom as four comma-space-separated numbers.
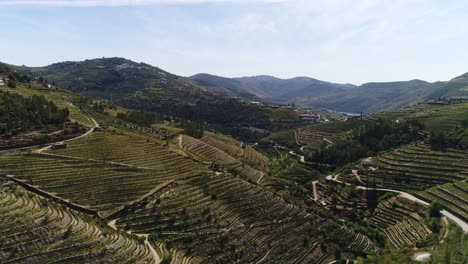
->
0, 0, 272, 6
0, 0, 225, 6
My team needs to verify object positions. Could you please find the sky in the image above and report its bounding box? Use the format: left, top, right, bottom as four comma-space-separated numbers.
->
1, 0, 468, 85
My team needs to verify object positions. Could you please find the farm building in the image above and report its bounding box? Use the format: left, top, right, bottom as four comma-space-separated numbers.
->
361, 157, 374, 167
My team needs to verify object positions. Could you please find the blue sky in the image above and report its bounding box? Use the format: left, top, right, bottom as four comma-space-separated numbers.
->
1, 0, 468, 84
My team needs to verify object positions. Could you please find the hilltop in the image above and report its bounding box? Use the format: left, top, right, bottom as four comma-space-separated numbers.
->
191, 73, 355, 103
19, 57, 216, 100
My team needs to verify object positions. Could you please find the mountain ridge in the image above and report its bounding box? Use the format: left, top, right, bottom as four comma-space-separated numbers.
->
192, 72, 468, 113
10, 57, 468, 114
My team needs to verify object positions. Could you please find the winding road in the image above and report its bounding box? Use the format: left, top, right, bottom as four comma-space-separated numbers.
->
36, 117, 99, 153
288, 150, 306, 163
1, 117, 99, 155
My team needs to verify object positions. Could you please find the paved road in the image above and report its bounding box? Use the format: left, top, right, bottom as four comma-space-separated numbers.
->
312, 181, 319, 201
288, 150, 305, 163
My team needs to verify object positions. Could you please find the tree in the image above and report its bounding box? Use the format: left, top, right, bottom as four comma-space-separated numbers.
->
428, 202, 443, 217
7, 79, 17, 88
430, 131, 448, 150
366, 177, 378, 209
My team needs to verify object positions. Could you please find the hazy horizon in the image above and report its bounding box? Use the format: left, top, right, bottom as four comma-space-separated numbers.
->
1, 0, 468, 85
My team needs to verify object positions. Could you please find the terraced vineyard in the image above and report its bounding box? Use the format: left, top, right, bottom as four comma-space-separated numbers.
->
0, 181, 155, 263
0, 152, 207, 217
315, 181, 368, 211
179, 133, 278, 186
362, 143, 468, 192
201, 132, 245, 157
296, 127, 337, 149
115, 173, 375, 263
369, 196, 432, 249
201, 132, 269, 169
417, 181, 468, 222
48, 131, 207, 171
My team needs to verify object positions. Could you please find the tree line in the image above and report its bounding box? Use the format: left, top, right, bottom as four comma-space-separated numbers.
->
429, 120, 468, 150
0, 92, 69, 135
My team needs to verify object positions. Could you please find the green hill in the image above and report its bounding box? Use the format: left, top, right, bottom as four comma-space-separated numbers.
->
17, 58, 286, 139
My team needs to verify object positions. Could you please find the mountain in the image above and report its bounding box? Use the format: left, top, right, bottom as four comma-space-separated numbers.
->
192, 73, 468, 113
190, 73, 264, 102
423, 73, 468, 99
308, 80, 430, 113
15, 58, 295, 140
17, 58, 468, 115
191, 74, 356, 103
19, 57, 218, 101
234, 75, 356, 101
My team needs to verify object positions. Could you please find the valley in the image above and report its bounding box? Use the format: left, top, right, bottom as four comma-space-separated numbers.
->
0, 60, 467, 264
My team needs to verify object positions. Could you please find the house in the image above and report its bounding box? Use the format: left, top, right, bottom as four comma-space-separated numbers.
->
0, 79, 5, 86
361, 157, 374, 167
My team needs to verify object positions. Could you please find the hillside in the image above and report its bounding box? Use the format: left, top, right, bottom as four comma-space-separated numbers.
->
20, 58, 208, 100
17, 59, 301, 141
191, 73, 468, 113
0, 180, 155, 263
0, 121, 375, 263
0, 64, 91, 149
0, 66, 467, 263
308, 80, 429, 113
190, 73, 264, 101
